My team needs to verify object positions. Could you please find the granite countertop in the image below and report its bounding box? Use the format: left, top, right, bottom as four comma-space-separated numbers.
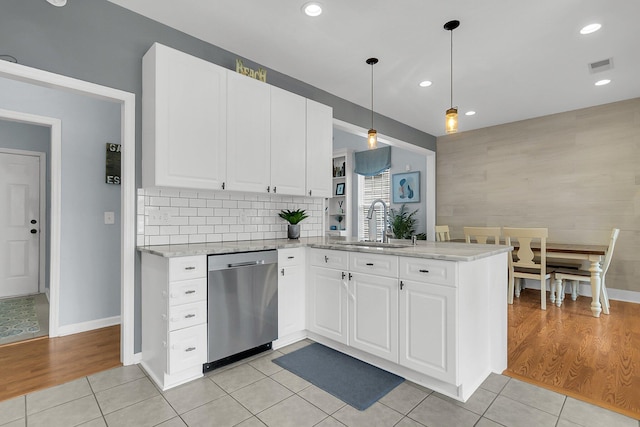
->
137, 237, 512, 262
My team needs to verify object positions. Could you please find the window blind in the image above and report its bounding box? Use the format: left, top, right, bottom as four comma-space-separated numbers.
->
358, 170, 390, 241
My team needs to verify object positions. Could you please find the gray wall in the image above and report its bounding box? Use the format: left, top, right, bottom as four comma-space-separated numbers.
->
437, 98, 640, 293
0, 77, 122, 325
0, 120, 51, 291
334, 129, 428, 237
1, 0, 436, 351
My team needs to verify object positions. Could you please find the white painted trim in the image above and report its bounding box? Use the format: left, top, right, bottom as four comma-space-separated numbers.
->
57, 315, 121, 337
333, 119, 437, 240
0, 60, 136, 365
0, 110, 62, 337
0, 147, 46, 294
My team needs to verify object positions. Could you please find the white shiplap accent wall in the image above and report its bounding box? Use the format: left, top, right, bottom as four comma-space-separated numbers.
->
437, 98, 640, 293
137, 188, 323, 246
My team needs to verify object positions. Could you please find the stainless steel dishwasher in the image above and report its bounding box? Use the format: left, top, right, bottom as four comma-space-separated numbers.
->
204, 250, 278, 371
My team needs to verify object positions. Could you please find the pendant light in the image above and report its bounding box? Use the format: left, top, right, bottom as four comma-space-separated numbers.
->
444, 20, 460, 134
366, 57, 379, 149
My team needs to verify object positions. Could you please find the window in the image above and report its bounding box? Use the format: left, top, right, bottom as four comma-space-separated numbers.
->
358, 170, 390, 241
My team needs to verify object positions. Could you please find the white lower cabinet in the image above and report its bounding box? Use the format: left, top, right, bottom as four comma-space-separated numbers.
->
141, 253, 208, 390
274, 248, 306, 348
349, 272, 398, 362
398, 278, 456, 383
307, 265, 349, 345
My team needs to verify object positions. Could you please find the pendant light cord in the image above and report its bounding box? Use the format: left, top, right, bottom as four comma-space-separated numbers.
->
371, 62, 374, 128
450, 29, 453, 109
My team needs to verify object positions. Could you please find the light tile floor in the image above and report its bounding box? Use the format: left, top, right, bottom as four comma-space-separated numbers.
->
1, 340, 638, 427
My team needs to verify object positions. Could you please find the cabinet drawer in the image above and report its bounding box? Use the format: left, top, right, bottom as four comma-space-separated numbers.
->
278, 248, 304, 267
168, 278, 206, 306
399, 258, 456, 287
309, 249, 348, 270
168, 301, 207, 331
168, 323, 207, 374
169, 255, 206, 281
349, 253, 398, 278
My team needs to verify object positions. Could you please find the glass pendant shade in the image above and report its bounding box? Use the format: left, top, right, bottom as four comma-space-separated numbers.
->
445, 107, 458, 134
367, 128, 378, 149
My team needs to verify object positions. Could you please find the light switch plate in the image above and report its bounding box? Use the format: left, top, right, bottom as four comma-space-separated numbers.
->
104, 211, 115, 224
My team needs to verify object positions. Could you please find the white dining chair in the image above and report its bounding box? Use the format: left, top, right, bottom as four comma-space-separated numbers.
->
552, 228, 620, 313
503, 227, 554, 310
464, 226, 502, 245
435, 225, 451, 242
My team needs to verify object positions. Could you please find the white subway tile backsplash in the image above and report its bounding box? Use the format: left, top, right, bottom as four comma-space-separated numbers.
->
179, 207, 198, 216
139, 188, 323, 246
171, 198, 189, 207
180, 225, 197, 235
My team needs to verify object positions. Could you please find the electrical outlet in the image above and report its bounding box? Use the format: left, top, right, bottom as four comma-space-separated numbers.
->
149, 209, 171, 225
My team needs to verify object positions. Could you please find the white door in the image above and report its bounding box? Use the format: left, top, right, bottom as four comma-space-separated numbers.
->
399, 279, 456, 383
0, 152, 40, 298
307, 266, 348, 344
349, 273, 399, 362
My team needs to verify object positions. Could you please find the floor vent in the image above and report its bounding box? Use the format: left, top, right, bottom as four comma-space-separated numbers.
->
588, 58, 613, 74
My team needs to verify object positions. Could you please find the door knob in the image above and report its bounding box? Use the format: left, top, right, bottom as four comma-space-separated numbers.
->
30, 229, 37, 234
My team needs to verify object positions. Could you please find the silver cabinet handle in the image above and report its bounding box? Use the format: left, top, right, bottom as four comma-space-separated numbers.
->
184, 314, 196, 319
287, 256, 295, 259
366, 263, 374, 266
324, 255, 329, 263
184, 266, 196, 271
185, 347, 196, 352
184, 290, 196, 295
281, 268, 285, 276
419, 269, 429, 273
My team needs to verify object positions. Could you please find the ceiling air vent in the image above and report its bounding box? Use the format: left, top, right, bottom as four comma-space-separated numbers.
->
588, 58, 613, 74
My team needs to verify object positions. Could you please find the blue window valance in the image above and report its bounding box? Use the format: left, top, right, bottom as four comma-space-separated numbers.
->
353, 146, 391, 176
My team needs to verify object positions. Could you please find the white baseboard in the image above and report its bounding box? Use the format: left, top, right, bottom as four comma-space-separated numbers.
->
56, 315, 121, 337
520, 279, 640, 304
130, 352, 142, 365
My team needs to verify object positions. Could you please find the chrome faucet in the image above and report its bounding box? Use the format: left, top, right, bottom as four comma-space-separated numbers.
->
367, 199, 389, 243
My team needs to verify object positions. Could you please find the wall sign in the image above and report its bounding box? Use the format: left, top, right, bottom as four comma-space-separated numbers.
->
236, 58, 267, 82
105, 143, 121, 185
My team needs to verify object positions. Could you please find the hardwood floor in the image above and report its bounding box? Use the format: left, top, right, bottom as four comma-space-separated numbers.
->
0, 296, 638, 421
0, 325, 121, 402
506, 289, 640, 420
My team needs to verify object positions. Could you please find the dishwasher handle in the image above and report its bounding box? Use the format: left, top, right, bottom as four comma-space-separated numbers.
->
227, 260, 266, 268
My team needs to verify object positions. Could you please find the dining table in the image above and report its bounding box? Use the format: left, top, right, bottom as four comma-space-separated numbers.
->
453, 239, 609, 317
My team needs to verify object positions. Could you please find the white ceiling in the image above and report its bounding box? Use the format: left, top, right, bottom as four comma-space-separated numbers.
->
109, 0, 640, 137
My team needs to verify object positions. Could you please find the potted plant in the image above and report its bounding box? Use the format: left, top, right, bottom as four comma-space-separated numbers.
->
389, 204, 418, 240
278, 209, 309, 239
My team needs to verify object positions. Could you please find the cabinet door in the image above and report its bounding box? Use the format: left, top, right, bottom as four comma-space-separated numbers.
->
349, 273, 398, 362
270, 87, 306, 196
399, 279, 456, 383
142, 43, 227, 190
278, 263, 306, 338
307, 266, 348, 344
305, 99, 333, 197
226, 71, 271, 193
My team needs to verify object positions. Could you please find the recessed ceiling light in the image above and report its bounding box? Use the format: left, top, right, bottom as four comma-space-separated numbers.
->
302, 2, 322, 17
419, 80, 432, 87
465, 111, 476, 116
46, 0, 67, 6
595, 79, 611, 86
580, 23, 601, 35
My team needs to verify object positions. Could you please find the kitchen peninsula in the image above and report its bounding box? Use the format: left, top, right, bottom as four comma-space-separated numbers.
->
138, 238, 510, 402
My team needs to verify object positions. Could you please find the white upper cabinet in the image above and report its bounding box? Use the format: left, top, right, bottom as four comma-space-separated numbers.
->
306, 99, 333, 198
226, 71, 271, 193
142, 44, 333, 195
270, 86, 306, 196
142, 43, 227, 190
